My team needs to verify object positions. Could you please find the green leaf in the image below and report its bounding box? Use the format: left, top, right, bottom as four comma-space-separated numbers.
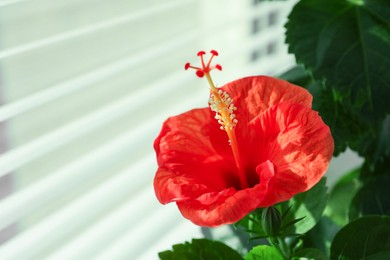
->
158, 238, 243, 260
325, 168, 362, 226
330, 216, 390, 260
280, 178, 328, 234
312, 85, 378, 157
286, 0, 390, 120
299, 217, 340, 258
278, 65, 318, 91
358, 115, 390, 167
293, 248, 328, 260
349, 175, 390, 221
244, 245, 283, 260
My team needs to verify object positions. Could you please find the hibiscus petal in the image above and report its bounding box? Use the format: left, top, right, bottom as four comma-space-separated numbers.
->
176, 167, 274, 227
255, 160, 275, 187
154, 167, 209, 204
154, 108, 241, 203
222, 76, 313, 123
248, 102, 334, 206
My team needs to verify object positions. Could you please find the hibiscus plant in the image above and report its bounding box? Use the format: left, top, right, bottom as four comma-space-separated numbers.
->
153, 0, 390, 259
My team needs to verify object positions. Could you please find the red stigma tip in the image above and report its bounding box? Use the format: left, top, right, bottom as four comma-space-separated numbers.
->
185, 50, 221, 78
196, 70, 204, 77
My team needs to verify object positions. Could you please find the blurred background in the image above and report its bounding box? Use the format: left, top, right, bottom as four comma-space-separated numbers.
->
0, 0, 362, 259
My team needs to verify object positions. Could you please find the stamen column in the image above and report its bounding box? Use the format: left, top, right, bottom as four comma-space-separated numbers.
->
185, 50, 249, 189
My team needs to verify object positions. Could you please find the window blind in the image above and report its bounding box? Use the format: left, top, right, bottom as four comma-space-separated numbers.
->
0, 0, 296, 259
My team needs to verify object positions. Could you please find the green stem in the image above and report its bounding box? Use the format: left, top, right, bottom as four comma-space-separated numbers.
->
267, 236, 290, 259
278, 237, 291, 259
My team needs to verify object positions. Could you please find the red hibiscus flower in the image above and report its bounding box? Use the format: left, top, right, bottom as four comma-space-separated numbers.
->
154, 51, 334, 227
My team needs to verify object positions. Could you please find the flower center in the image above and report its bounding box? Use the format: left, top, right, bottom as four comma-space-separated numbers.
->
185, 50, 249, 189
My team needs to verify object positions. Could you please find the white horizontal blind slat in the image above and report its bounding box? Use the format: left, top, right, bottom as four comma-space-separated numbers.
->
94, 206, 183, 260
137, 219, 205, 260
0, 70, 198, 179
0, 30, 199, 122
46, 187, 157, 260
0, 154, 155, 260
0, 0, 194, 59
0, 118, 156, 231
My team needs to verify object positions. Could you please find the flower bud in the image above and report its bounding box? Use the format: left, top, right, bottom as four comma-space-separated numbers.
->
261, 206, 282, 237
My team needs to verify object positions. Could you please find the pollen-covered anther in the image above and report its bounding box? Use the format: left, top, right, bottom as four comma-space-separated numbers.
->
209, 90, 238, 130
